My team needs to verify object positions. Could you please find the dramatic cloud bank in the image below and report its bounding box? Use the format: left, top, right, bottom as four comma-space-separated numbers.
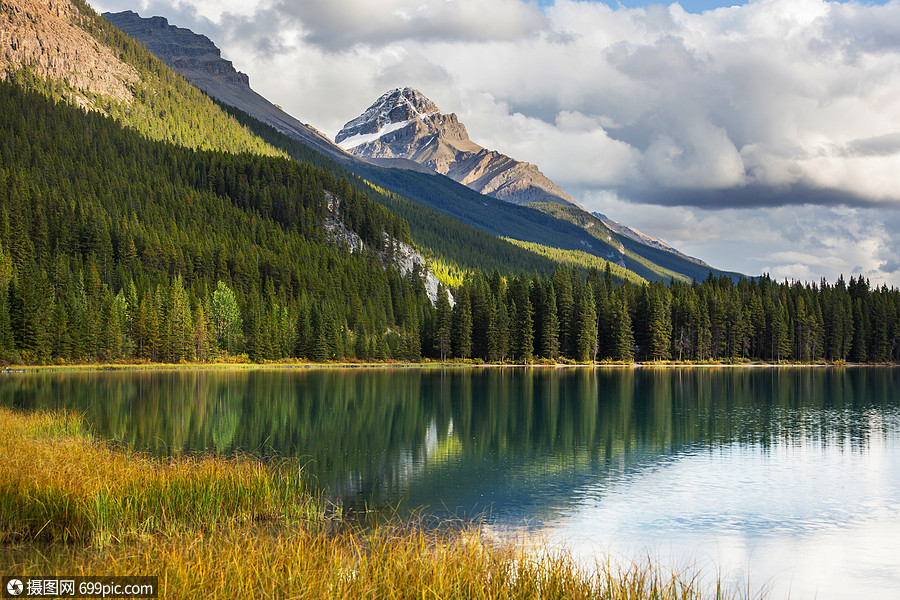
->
92, 0, 900, 284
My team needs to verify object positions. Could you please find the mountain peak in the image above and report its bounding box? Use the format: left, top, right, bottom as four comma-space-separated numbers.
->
335, 88, 580, 208
335, 87, 442, 147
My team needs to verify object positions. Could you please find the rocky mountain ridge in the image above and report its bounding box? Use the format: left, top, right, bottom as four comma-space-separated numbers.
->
103, 10, 349, 162
336, 88, 582, 208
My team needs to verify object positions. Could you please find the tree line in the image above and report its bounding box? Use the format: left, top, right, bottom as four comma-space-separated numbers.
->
437, 268, 899, 364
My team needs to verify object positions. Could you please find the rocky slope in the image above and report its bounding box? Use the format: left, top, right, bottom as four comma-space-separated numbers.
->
336, 88, 581, 208
1, 0, 138, 104
103, 10, 350, 162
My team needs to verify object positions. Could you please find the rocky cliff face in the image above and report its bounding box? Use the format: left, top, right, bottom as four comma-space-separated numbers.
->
103, 10, 350, 162
336, 88, 581, 208
1, 0, 138, 105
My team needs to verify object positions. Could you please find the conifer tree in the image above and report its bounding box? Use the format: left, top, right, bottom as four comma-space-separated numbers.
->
697, 303, 712, 361
646, 284, 672, 361
451, 289, 472, 359
851, 297, 868, 363
553, 267, 574, 358
0, 281, 16, 363
167, 275, 193, 362
193, 304, 211, 361
542, 283, 560, 360
309, 303, 330, 362
50, 292, 72, 361
613, 294, 634, 362
772, 301, 790, 362
574, 284, 597, 362
510, 277, 533, 363
435, 284, 452, 360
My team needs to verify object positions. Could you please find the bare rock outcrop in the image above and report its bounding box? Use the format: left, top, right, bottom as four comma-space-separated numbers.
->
336, 88, 581, 208
324, 193, 451, 306
1, 0, 138, 103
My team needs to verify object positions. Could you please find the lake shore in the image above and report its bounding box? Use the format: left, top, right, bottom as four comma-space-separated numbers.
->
3, 358, 896, 373
1, 407, 751, 600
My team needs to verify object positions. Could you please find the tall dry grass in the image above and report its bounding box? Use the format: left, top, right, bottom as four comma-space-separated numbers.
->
1, 407, 756, 599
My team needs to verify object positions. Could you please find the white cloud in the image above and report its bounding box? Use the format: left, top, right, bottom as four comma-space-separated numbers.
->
269, 0, 547, 50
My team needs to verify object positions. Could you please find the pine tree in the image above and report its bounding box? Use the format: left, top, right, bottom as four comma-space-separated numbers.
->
772, 301, 791, 362
542, 283, 560, 361
872, 293, 891, 362
554, 267, 574, 358
613, 294, 634, 362
697, 304, 712, 361
193, 304, 211, 362
435, 284, 452, 361
167, 275, 193, 362
295, 296, 311, 359
0, 279, 17, 363
50, 291, 72, 361
310, 302, 330, 363
646, 285, 671, 361
451, 289, 472, 359
100, 290, 127, 361
402, 300, 421, 362
510, 278, 533, 363
574, 284, 597, 362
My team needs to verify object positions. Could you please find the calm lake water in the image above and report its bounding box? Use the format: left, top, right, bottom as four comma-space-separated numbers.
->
3, 366, 899, 598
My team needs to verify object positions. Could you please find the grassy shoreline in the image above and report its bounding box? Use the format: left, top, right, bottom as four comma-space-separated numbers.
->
1, 407, 756, 599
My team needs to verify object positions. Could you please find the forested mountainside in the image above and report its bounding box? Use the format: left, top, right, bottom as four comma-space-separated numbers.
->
5, 0, 649, 285
0, 81, 430, 364
221, 99, 693, 287
2, 0, 280, 156
342, 129, 742, 284
527, 203, 737, 283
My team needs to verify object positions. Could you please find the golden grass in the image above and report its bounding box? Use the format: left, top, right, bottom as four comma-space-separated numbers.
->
0, 408, 321, 546
1, 407, 755, 599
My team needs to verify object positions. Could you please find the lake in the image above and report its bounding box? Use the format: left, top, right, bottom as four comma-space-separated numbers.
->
3, 366, 899, 598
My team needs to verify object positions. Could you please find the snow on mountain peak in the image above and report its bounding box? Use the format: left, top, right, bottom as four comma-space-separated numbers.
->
335, 87, 439, 144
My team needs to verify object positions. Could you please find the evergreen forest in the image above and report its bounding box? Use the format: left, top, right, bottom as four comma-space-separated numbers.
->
1, 81, 898, 366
